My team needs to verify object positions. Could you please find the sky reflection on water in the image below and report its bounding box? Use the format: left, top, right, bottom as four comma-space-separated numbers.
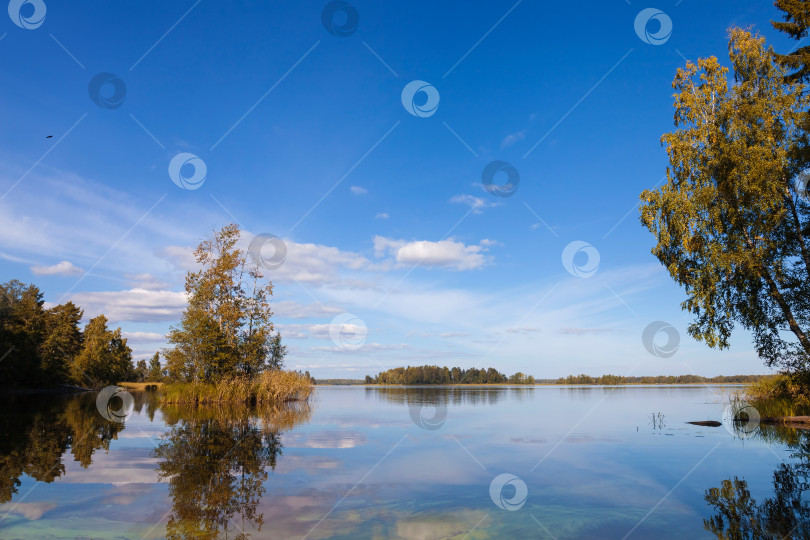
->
0, 385, 806, 539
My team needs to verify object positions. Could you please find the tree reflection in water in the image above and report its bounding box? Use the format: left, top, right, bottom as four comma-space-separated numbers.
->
367, 385, 535, 407
0, 392, 127, 503
704, 426, 810, 539
154, 402, 311, 540
0, 391, 311, 540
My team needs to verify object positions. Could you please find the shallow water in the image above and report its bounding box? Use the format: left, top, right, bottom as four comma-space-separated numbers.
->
0, 385, 807, 539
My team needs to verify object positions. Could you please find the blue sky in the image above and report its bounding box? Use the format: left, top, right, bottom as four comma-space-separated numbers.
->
0, 1, 790, 378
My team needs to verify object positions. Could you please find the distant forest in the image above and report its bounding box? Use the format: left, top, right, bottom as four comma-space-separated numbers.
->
366, 366, 535, 385
360, 368, 769, 386
555, 374, 769, 385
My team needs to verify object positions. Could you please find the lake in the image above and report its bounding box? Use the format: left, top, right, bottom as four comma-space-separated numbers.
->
0, 385, 807, 539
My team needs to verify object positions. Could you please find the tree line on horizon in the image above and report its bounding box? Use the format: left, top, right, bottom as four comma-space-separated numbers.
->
556, 374, 769, 385
361, 368, 766, 386
365, 365, 536, 385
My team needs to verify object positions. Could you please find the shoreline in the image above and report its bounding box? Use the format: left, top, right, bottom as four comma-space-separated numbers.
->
330, 382, 753, 387
760, 416, 810, 429
0, 385, 93, 395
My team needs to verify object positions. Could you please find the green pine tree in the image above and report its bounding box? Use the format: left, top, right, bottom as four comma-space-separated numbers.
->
773, 0, 810, 82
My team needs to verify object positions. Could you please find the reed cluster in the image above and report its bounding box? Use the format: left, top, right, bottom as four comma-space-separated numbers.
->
119, 382, 164, 391
742, 373, 810, 417
160, 370, 312, 404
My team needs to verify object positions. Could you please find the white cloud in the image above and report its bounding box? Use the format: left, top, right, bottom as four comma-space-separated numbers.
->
68, 289, 187, 323
158, 245, 198, 272
278, 322, 367, 343
558, 327, 611, 335
0, 251, 35, 264
125, 273, 170, 290
122, 331, 165, 341
505, 327, 542, 334
310, 343, 409, 352
450, 194, 497, 214
440, 332, 470, 338
501, 129, 527, 148
277, 323, 339, 340
0, 165, 764, 378
350, 186, 368, 195
373, 236, 490, 270
2, 502, 56, 520
30, 260, 83, 276
273, 300, 344, 319
157, 237, 374, 288
500, 115, 535, 149
284, 431, 367, 449
264, 239, 372, 286
0, 169, 214, 280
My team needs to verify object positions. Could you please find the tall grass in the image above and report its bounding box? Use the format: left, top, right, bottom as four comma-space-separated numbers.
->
742, 373, 810, 418
160, 370, 312, 404
118, 382, 165, 391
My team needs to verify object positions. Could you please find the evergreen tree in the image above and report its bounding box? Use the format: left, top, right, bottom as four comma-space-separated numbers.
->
773, 0, 810, 82
134, 359, 148, 382
39, 302, 83, 386
147, 352, 163, 382
0, 280, 46, 386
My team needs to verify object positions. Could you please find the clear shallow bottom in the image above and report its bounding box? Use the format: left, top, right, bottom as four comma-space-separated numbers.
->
0, 385, 806, 539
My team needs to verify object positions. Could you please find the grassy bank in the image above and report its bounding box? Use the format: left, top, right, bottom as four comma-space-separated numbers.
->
741, 373, 810, 418
118, 382, 165, 391
160, 370, 312, 404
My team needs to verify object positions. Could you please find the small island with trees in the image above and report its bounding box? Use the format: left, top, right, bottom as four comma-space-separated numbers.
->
161, 224, 310, 404
365, 366, 536, 385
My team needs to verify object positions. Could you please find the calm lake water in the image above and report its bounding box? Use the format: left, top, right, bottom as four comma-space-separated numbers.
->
0, 385, 808, 539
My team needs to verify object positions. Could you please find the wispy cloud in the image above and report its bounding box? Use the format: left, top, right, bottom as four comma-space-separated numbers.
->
30, 260, 83, 276
558, 327, 611, 335
501, 128, 527, 148
500, 113, 536, 149
122, 331, 166, 341
125, 273, 170, 290
505, 327, 542, 334
450, 194, 498, 214
310, 343, 410, 353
